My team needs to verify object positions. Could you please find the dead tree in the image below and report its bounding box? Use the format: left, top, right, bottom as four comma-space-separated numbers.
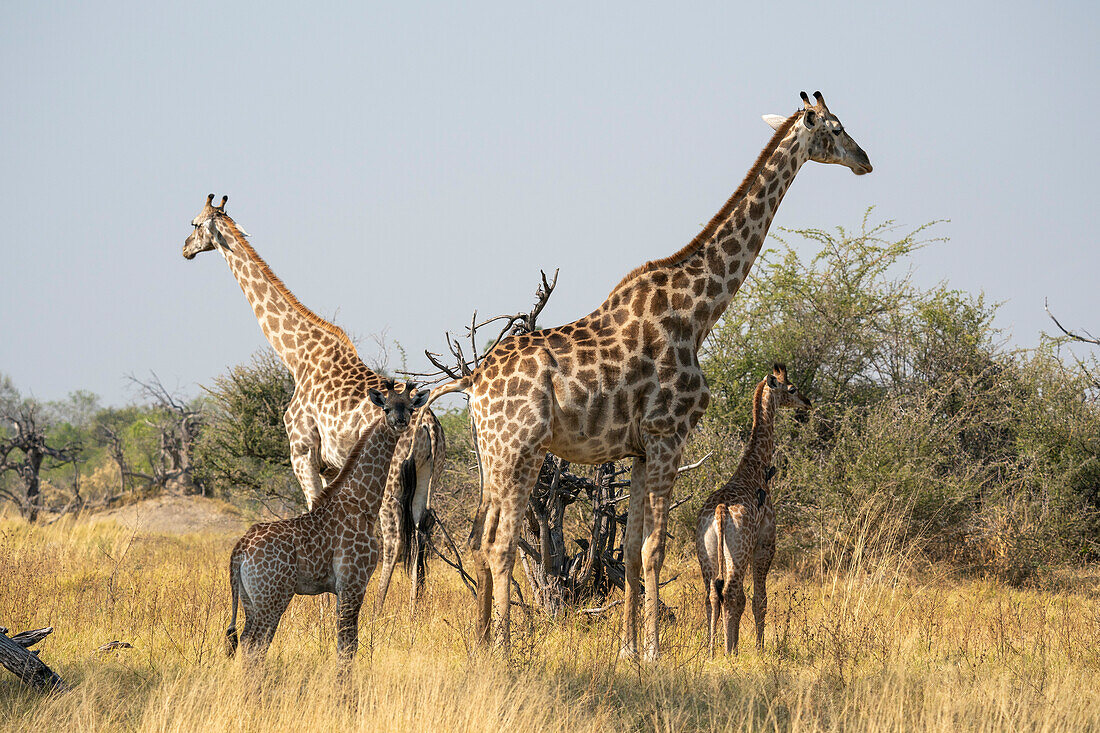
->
518, 458, 624, 614
518, 454, 709, 617
0, 626, 65, 693
93, 375, 203, 498
129, 374, 203, 494
1046, 299, 1100, 394
408, 270, 707, 616
0, 401, 81, 523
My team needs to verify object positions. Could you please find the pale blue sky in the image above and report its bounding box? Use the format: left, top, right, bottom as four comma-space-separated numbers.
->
2, 2, 1097, 406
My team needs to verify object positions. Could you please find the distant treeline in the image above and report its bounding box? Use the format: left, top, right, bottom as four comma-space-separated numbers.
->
5, 213, 1097, 582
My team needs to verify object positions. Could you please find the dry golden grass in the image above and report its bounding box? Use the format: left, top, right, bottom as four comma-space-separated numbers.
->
2, 507, 1099, 732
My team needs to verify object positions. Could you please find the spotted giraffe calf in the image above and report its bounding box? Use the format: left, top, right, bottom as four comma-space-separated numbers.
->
696, 365, 810, 655
225, 380, 430, 663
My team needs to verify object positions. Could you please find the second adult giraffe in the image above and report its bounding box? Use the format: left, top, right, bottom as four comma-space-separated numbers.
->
425, 92, 871, 660
183, 198, 445, 609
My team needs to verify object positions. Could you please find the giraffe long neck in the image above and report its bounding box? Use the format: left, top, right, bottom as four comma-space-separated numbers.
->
603, 112, 810, 348
694, 115, 810, 336
213, 219, 358, 377
732, 382, 777, 489
315, 423, 400, 520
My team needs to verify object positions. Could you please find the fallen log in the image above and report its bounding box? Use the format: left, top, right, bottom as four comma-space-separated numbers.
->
0, 626, 66, 693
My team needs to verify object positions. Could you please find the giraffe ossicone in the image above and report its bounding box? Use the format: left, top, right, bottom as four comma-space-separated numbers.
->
183, 197, 445, 611
423, 91, 871, 660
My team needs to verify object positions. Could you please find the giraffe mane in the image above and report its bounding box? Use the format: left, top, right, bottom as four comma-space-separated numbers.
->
730, 378, 770, 481
750, 378, 767, 425
312, 421, 380, 507
609, 109, 802, 295
219, 218, 359, 354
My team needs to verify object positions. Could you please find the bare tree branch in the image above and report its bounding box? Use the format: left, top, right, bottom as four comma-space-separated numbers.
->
1045, 299, 1100, 346
407, 269, 559, 385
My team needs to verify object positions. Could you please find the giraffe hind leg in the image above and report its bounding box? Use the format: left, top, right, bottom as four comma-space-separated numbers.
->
752, 519, 776, 652
469, 501, 497, 646
723, 572, 746, 655
237, 565, 294, 664
708, 577, 724, 657
375, 496, 402, 613
484, 448, 543, 652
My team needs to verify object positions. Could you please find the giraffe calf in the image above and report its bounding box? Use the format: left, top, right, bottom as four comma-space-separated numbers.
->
225, 380, 429, 664
696, 365, 810, 656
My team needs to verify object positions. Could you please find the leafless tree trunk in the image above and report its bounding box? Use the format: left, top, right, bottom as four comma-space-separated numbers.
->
0, 403, 81, 523
519, 458, 625, 615
517, 455, 707, 617
129, 374, 203, 494
0, 626, 65, 693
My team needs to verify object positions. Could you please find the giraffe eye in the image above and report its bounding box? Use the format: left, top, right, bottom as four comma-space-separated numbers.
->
833, 128, 843, 136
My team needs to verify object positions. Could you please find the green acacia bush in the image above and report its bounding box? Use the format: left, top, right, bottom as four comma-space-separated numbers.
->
190, 351, 482, 526
672, 212, 1100, 582
192, 349, 299, 510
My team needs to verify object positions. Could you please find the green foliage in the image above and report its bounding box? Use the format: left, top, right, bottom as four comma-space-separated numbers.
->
192, 350, 298, 508
673, 212, 1100, 582
429, 406, 482, 528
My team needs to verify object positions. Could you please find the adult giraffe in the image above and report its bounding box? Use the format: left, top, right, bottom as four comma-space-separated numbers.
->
183, 197, 445, 609
426, 92, 871, 659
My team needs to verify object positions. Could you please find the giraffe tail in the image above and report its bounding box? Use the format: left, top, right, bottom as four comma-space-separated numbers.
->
399, 455, 420, 578
225, 546, 242, 658
713, 504, 727, 602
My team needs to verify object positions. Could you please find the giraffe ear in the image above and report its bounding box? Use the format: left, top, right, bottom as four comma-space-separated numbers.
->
368, 389, 385, 408
762, 114, 787, 131
766, 374, 779, 390
410, 389, 430, 409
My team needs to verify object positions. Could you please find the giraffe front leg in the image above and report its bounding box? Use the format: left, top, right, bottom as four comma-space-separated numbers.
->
289, 440, 325, 510
641, 489, 672, 662
285, 404, 324, 509
619, 458, 646, 660
640, 448, 680, 663
336, 587, 366, 665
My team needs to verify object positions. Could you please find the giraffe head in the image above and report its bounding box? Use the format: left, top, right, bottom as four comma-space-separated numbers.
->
183, 194, 242, 259
368, 379, 431, 432
763, 92, 872, 175
764, 363, 811, 411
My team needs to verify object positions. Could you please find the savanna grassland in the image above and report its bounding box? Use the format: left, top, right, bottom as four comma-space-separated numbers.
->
2, 508, 1098, 733
4, 220, 1100, 731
